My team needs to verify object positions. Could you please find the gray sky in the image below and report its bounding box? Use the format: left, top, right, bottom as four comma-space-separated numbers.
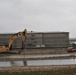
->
0, 0, 76, 38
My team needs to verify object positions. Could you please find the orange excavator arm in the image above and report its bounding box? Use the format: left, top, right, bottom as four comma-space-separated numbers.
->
8, 29, 27, 50
0, 29, 27, 53
8, 33, 20, 50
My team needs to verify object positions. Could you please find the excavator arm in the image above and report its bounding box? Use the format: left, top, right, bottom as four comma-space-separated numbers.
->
8, 33, 20, 50
0, 29, 27, 53
8, 29, 27, 50
19, 29, 27, 42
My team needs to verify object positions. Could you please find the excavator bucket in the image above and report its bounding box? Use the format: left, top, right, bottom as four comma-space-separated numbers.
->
0, 46, 7, 52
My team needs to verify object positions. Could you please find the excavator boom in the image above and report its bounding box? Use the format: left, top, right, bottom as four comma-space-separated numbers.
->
8, 33, 19, 49
8, 29, 27, 50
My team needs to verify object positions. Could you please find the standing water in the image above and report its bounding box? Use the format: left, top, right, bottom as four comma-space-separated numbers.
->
0, 58, 76, 67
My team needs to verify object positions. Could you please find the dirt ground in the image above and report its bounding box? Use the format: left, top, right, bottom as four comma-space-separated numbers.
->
0, 65, 76, 72
0, 48, 75, 72
20, 48, 68, 55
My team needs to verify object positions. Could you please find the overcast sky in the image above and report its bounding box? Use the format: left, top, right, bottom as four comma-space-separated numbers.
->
0, 0, 76, 38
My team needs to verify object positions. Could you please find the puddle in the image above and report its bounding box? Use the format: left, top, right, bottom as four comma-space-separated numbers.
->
0, 58, 76, 67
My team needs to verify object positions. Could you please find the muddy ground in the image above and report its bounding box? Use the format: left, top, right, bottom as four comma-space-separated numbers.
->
20, 48, 68, 55
0, 48, 68, 56
0, 48, 76, 73
0, 65, 76, 72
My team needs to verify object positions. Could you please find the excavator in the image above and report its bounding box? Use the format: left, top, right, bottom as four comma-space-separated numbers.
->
0, 29, 27, 54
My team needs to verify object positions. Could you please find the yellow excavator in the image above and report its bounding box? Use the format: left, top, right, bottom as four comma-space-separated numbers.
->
0, 29, 27, 54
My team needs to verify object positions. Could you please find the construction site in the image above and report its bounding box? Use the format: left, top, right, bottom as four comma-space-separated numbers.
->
0, 29, 76, 75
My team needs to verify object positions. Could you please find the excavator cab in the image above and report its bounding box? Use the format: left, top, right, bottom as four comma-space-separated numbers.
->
0, 46, 7, 52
